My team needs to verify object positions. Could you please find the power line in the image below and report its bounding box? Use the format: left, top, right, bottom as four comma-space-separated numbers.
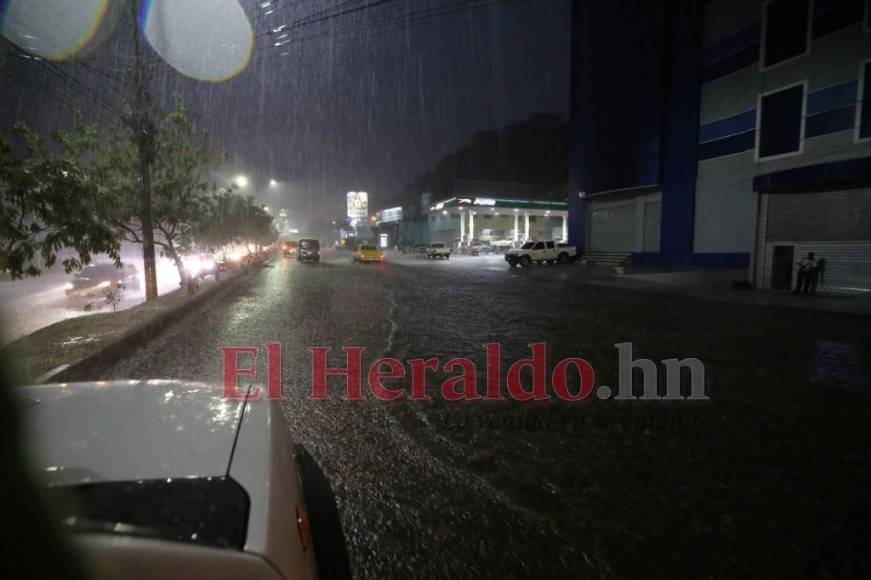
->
0, 65, 124, 130
240, 0, 523, 70
8, 54, 128, 120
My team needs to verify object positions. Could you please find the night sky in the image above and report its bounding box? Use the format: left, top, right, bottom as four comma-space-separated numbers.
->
0, 0, 571, 221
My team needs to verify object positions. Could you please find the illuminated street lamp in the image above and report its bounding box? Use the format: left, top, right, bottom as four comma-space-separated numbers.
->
234, 175, 248, 188
269, 179, 277, 187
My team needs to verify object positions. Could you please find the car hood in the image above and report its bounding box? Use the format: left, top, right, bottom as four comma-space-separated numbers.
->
19, 381, 247, 486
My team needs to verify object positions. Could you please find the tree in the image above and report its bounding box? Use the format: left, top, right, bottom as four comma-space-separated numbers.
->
194, 192, 275, 268
87, 101, 222, 293
240, 200, 277, 250
193, 190, 238, 281
150, 105, 220, 291
1, 103, 270, 291
0, 125, 120, 279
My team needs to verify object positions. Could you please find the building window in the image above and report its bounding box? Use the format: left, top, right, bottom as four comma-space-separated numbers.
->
761, 0, 810, 69
757, 82, 806, 159
860, 61, 871, 141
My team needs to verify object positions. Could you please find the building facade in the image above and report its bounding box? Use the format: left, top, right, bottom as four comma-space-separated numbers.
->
570, 0, 871, 291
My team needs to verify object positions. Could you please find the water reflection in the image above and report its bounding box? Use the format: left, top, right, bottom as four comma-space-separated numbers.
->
809, 340, 871, 390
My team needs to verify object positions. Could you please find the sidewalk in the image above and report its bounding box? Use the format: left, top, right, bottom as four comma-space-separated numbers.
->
579, 265, 871, 317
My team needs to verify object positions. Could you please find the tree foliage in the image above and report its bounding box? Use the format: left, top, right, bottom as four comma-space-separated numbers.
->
0, 124, 120, 278
86, 101, 222, 289
194, 191, 275, 254
1, 101, 274, 288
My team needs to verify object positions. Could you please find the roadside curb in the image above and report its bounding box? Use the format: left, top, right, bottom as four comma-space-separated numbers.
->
34, 259, 267, 384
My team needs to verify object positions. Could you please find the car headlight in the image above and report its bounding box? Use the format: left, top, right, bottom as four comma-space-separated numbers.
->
64, 282, 74, 290
98, 280, 111, 288
183, 256, 202, 276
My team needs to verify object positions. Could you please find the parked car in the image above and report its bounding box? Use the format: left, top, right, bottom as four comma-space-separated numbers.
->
411, 244, 429, 255
182, 254, 218, 280
18, 380, 350, 580
505, 241, 577, 267
489, 239, 516, 252
298, 239, 320, 263
425, 242, 451, 260
466, 239, 494, 256
353, 244, 384, 263
216, 247, 249, 270
65, 263, 140, 302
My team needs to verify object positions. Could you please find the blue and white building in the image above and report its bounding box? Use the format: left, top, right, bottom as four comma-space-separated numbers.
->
569, 0, 871, 291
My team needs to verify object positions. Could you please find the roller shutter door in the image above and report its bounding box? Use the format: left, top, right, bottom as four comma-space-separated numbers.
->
643, 201, 661, 252
766, 190, 870, 242
589, 204, 634, 252
762, 189, 871, 292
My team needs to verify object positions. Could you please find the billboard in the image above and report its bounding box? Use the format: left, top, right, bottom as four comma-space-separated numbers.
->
379, 206, 403, 223
347, 191, 368, 219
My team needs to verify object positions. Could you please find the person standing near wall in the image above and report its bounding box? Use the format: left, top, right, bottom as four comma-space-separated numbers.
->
802, 253, 820, 295
793, 252, 817, 295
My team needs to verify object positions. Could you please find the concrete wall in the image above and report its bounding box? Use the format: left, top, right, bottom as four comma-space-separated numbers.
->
697, 0, 871, 255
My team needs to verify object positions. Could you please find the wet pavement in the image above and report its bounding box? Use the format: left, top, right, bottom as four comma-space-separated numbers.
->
103, 250, 871, 579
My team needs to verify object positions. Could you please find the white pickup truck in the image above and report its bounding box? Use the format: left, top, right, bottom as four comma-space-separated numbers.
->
505, 241, 577, 267
425, 242, 452, 260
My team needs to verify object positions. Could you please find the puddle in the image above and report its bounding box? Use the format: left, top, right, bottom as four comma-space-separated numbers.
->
808, 340, 871, 390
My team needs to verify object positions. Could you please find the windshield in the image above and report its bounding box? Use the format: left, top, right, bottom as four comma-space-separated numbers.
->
3, 2, 871, 579
46, 477, 248, 550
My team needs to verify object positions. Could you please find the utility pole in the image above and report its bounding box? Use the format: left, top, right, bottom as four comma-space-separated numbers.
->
130, 0, 158, 301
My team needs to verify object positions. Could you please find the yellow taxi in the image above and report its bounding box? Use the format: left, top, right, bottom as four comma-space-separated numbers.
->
353, 244, 384, 263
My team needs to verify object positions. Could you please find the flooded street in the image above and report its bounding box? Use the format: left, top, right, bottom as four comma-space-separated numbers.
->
102, 251, 871, 579
4, 0, 871, 577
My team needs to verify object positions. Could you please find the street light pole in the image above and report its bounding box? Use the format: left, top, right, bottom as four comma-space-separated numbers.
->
130, 0, 158, 301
